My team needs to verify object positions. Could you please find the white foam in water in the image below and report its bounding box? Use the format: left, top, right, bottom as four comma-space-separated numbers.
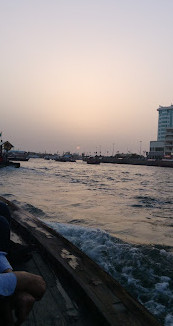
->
155, 282, 170, 292
165, 314, 173, 326
46, 221, 173, 326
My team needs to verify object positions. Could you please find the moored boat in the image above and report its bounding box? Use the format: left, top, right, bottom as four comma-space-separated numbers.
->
87, 156, 100, 164
147, 159, 173, 167
8, 151, 29, 161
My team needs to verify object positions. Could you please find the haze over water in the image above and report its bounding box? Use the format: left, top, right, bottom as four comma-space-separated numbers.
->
1, 1, 173, 153
1, 159, 173, 325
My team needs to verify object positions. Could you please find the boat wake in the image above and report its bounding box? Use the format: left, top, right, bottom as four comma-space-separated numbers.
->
47, 221, 173, 326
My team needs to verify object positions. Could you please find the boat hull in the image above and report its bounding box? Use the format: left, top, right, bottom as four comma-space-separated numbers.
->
0, 196, 161, 326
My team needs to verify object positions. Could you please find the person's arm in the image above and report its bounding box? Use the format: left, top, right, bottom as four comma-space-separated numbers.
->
0, 251, 46, 299
0, 252, 17, 297
14, 271, 46, 300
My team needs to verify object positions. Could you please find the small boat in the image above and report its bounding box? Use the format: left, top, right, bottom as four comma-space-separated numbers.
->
54, 153, 76, 162
55, 157, 76, 162
0, 196, 162, 326
87, 156, 100, 164
147, 159, 173, 167
159, 159, 173, 167
8, 157, 29, 161
8, 151, 29, 162
44, 155, 51, 160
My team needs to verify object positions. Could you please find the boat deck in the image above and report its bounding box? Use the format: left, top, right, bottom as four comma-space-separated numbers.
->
14, 246, 96, 326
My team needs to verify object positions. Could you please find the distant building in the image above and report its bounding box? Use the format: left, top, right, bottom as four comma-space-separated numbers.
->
149, 104, 173, 159
157, 104, 173, 141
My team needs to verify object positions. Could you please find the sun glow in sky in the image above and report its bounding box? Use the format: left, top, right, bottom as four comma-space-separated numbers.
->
1, 0, 173, 154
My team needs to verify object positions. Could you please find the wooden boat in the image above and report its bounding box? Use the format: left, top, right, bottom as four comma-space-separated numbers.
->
55, 157, 76, 162
8, 151, 29, 161
147, 159, 173, 167
8, 156, 29, 161
0, 196, 162, 326
87, 156, 100, 165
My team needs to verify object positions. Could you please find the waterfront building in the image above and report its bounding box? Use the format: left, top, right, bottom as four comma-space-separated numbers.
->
157, 104, 173, 141
164, 128, 173, 157
149, 104, 173, 158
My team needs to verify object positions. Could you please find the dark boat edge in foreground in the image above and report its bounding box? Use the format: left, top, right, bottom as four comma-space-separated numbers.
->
0, 161, 20, 168
0, 196, 162, 326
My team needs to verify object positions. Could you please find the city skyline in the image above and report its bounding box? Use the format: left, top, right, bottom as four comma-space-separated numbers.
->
1, 1, 173, 154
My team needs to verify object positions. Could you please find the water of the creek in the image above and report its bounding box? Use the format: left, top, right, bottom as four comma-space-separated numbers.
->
1, 159, 173, 325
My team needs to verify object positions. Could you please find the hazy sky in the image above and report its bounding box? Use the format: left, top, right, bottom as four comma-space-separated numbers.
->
1, 0, 173, 154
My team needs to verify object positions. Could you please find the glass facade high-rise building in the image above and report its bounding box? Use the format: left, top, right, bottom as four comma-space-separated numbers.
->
157, 104, 173, 141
